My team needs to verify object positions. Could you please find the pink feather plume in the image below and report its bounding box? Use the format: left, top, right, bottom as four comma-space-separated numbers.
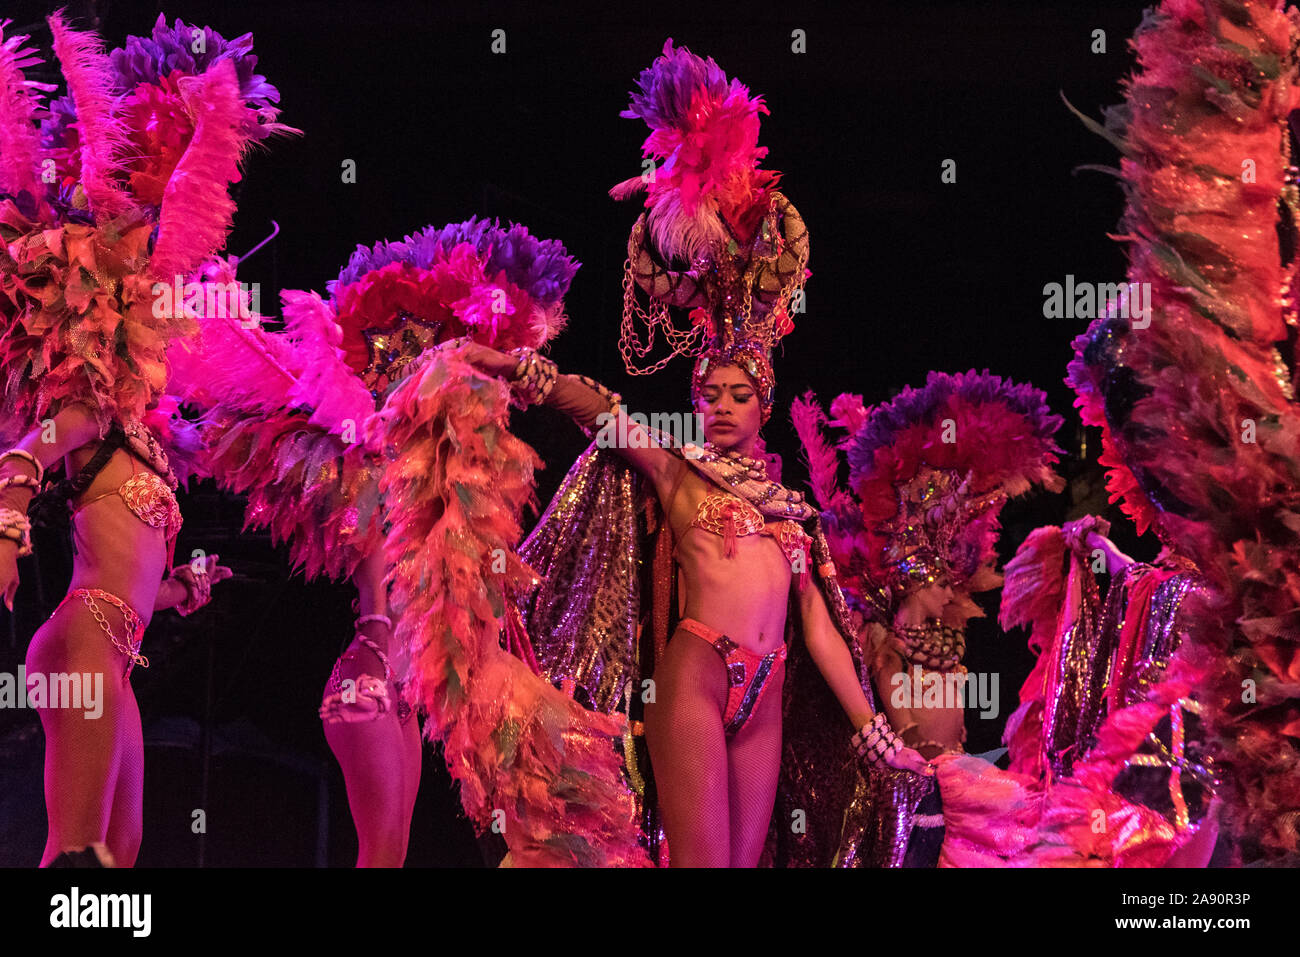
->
149, 58, 252, 280
790, 389, 846, 512
47, 11, 134, 221
0, 20, 52, 203
280, 288, 377, 440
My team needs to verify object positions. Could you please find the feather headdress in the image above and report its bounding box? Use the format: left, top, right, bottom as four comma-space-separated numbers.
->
611, 40, 808, 422
0, 13, 294, 439
795, 370, 1065, 618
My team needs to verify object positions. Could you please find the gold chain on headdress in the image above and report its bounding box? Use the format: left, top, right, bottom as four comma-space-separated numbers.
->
618, 193, 808, 378
618, 247, 705, 375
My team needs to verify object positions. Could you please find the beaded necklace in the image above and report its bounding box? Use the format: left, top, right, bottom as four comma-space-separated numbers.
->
679, 440, 814, 521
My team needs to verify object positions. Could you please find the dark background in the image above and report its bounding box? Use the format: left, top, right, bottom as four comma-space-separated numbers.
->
1, 0, 1158, 866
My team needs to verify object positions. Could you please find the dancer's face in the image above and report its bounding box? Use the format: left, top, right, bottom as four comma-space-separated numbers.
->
697, 364, 762, 452
901, 581, 954, 622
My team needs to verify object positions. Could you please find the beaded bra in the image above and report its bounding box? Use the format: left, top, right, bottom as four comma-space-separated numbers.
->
686, 491, 811, 567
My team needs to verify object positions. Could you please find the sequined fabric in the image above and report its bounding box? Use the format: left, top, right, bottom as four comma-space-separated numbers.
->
1043, 562, 1207, 781
1106, 564, 1215, 833
1039, 558, 1104, 778
768, 524, 935, 867
1119, 570, 1208, 708
516, 442, 644, 714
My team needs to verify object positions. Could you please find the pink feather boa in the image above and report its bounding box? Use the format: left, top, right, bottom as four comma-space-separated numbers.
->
374, 343, 648, 867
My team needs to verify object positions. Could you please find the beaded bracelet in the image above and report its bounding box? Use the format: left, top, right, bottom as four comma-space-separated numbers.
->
0, 474, 41, 494
0, 449, 43, 484
569, 374, 621, 416
851, 712, 904, 767
507, 347, 559, 406
0, 506, 33, 557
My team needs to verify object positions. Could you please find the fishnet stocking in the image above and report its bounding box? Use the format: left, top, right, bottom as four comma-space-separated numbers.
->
645, 627, 785, 867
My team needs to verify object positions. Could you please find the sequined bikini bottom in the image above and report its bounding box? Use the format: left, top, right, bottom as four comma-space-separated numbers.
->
676, 617, 786, 737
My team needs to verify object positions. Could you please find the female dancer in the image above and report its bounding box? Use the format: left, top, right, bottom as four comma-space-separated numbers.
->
0, 406, 228, 866
450, 43, 940, 867
790, 372, 1067, 866
0, 13, 288, 864
463, 342, 930, 867
174, 219, 596, 866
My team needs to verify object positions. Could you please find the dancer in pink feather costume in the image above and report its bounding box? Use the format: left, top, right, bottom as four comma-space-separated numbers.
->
0, 13, 291, 865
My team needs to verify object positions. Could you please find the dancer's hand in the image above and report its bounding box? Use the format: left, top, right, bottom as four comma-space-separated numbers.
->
888, 744, 935, 776
1084, 532, 1133, 574
0, 541, 19, 612
1062, 515, 1109, 554
170, 554, 233, 616
445, 338, 518, 378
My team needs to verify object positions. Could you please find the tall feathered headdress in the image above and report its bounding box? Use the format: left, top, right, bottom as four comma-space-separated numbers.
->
793, 370, 1065, 618
0, 13, 293, 440
327, 217, 579, 401
611, 39, 808, 422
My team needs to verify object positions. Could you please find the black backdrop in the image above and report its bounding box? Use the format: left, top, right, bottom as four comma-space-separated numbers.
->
0, 0, 1160, 866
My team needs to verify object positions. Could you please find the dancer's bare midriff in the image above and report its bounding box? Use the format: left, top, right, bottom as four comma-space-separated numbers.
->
63, 444, 170, 627
668, 472, 792, 658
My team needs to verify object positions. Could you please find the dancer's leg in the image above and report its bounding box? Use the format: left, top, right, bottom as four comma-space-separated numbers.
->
399, 713, 422, 843
105, 686, 143, 867
726, 659, 783, 868
27, 608, 130, 866
324, 707, 417, 867
644, 629, 730, 867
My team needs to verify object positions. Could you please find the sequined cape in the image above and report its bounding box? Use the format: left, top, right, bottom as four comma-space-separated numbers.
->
1066, 560, 1216, 828
1049, 561, 1205, 762
938, 555, 1217, 866
516, 441, 932, 866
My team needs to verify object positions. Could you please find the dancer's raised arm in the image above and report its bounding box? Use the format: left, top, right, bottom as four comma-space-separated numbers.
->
460, 341, 684, 495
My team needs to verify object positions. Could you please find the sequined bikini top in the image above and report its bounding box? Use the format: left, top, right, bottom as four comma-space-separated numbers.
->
681, 489, 812, 567
73, 454, 183, 558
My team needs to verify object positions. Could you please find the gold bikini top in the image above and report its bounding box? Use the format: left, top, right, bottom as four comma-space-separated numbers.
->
681, 489, 812, 566
73, 455, 183, 553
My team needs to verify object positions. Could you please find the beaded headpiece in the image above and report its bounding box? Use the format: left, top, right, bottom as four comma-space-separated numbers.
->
610, 40, 809, 424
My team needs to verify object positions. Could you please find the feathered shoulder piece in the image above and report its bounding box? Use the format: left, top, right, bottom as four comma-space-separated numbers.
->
795, 371, 1064, 615
0, 12, 294, 438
